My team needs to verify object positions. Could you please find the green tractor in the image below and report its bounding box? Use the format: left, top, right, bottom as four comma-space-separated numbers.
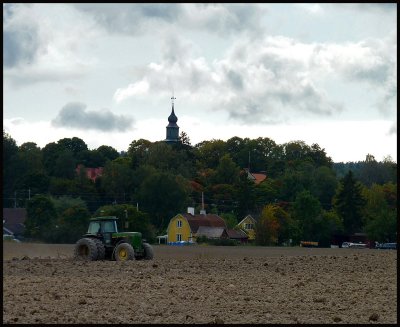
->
74, 216, 154, 261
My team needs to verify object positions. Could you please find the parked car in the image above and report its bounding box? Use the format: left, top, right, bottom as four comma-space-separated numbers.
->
377, 242, 397, 250
341, 242, 367, 249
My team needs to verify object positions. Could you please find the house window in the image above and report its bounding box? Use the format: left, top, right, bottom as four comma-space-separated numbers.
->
176, 234, 182, 242
177, 220, 182, 228
245, 223, 254, 230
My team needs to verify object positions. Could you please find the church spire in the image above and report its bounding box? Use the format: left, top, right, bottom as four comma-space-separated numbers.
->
165, 94, 180, 143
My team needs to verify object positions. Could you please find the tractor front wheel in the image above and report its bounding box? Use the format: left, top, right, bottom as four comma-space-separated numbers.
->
74, 238, 98, 261
115, 243, 135, 261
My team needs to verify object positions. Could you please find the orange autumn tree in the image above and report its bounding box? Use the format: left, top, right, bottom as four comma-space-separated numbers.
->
255, 204, 280, 245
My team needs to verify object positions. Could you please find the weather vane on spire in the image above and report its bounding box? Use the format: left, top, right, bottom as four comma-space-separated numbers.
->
171, 88, 176, 106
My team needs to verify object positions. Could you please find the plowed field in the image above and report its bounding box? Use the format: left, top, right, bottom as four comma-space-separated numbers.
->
3, 242, 397, 324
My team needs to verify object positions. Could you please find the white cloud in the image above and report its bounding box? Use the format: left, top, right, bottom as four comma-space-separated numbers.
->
114, 80, 150, 103
3, 3, 99, 86
296, 4, 324, 15
112, 31, 396, 124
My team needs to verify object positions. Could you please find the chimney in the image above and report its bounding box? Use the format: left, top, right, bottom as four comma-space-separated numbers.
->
187, 207, 195, 215
200, 209, 206, 215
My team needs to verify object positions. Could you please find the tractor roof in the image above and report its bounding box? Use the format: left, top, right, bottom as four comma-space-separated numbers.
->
90, 216, 118, 221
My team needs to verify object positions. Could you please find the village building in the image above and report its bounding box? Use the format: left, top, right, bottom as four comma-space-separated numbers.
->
76, 164, 103, 182
167, 207, 252, 244
237, 214, 257, 241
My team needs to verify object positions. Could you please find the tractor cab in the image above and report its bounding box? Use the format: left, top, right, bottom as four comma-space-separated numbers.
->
87, 216, 118, 245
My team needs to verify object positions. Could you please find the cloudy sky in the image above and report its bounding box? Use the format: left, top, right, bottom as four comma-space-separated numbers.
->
3, 3, 397, 163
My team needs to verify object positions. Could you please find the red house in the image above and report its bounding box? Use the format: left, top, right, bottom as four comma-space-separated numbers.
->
76, 165, 103, 182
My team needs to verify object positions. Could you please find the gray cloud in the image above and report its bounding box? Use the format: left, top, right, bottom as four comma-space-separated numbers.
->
73, 3, 264, 36
74, 3, 183, 35
3, 18, 40, 68
350, 3, 396, 13
388, 123, 397, 136
226, 69, 244, 90
52, 102, 134, 132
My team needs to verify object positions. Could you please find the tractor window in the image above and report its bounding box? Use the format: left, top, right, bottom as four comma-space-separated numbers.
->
103, 221, 117, 233
88, 222, 101, 234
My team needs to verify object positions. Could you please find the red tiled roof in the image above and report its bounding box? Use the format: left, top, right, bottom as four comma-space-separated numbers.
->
251, 173, 267, 184
182, 213, 226, 233
76, 165, 103, 182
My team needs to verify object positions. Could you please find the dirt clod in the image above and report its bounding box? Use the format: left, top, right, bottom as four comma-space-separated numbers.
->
369, 313, 379, 321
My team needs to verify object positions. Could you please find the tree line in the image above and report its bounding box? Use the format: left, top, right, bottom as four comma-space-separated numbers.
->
3, 130, 397, 245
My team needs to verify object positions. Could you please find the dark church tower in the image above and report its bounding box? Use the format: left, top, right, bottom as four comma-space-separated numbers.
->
165, 96, 180, 143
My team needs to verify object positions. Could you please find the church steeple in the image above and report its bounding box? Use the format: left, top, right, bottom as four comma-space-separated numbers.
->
165, 96, 180, 143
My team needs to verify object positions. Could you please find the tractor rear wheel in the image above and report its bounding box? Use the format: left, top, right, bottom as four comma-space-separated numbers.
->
143, 242, 154, 260
74, 238, 98, 261
93, 238, 105, 260
115, 243, 135, 261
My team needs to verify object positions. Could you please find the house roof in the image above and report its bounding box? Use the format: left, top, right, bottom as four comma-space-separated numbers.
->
251, 173, 267, 184
76, 165, 103, 182
181, 213, 226, 233
226, 229, 249, 239
237, 214, 257, 226
244, 168, 267, 184
196, 226, 227, 238
3, 208, 27, 236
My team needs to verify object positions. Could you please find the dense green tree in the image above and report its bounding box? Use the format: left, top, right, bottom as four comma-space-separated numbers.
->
195, 139, 227, 169
15, 172, 50, 198
76, 150, 106, 167
42, 142, 63, 176
51, 196, 91, 243
17, 142, 44, 173
137, 172, 190, 230
312, 166, 338, 210
145, 142, 176, 171
127, 139, 152, 169
57, 137, 88, 156
279, 162, 314, 202
3, 131, 21, 204
214, 154, 240, 185
220, 212, 238, 229
101, 159, 135, 204
254, 178, 280, 208
234, 171, 257, 218
96, 145, 119, 162
3, 130, 18, 162
333, 171, 366, 235
53, 150, 77, 179
363, 183, 397, 243
209, 184, 236, 213
309, 143, 333, 168
314, 210, 343, 247
255, 204, 280, 245
274, 205, 298, 245
292, 190, 322, 241
25, 195, 58, 241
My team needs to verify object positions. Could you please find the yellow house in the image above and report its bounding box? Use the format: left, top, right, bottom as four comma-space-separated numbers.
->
237, 215, 256, 241
167, 208, 226, 243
